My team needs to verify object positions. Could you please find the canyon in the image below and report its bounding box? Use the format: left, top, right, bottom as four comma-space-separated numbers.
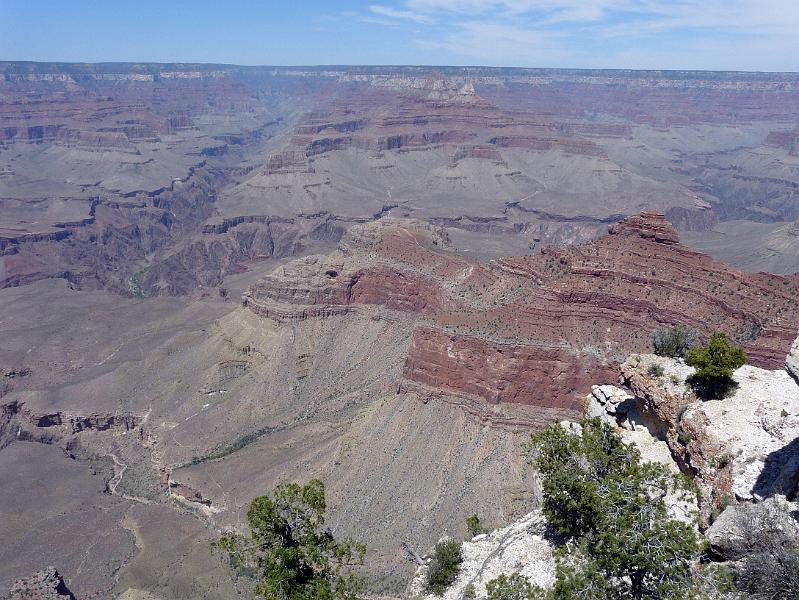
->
2, 63, 799, 598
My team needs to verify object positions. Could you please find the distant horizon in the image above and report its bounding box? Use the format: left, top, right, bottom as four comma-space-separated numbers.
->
2, 1, 798, 72
2, 60, 798, 76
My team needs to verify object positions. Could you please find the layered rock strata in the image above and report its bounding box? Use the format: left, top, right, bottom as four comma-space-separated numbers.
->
243, 214, 799, 422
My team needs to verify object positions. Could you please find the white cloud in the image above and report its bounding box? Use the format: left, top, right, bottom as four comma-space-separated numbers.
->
368, 4, 436, 24
361, 0, 799, 69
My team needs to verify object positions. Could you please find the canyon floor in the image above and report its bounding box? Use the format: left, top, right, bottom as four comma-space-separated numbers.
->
2, 63, 799, 598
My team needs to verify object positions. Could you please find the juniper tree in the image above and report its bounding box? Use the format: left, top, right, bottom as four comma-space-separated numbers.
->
527, 419, 701, 600
213, 479, 365, 600
686, 331, 746, 399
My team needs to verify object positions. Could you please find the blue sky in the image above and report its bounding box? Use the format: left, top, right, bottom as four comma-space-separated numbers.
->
1, 0, 798, 71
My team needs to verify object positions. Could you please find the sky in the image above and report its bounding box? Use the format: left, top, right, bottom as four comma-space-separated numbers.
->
1, 0, 798, 71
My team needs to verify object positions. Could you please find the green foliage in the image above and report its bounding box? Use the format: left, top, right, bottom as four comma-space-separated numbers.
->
466, 514, 485, 537
425, 539, 463, 596
651, 325, 699, 358
693, 563, 738, 598
212, 479, 365, 600
184, 424, 278, 466
486, 573, 545, 600
527, 419, 639, 538
128, 270, 145, 298
648, 363, 665, 377
685, 332, 746, 399
527, 419, 702, 599
463, 582, 477, 599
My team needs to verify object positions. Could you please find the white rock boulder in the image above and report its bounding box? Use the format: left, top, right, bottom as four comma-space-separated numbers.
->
408, 512, 555, 600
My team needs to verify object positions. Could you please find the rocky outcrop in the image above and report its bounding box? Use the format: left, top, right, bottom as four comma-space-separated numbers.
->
408, 512, 555, 600
706, 495, 799, 561
620, 354, 799, 518
0, 399, 142, 451
608, 211, 680, 244
585, 384, 637, 427
3, 567, 76, 600
168, 477, 212, 507
404, 328, 616, 411
787, 334, 799, 383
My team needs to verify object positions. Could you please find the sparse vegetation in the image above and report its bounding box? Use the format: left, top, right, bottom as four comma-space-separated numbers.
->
728, 500, 799, 599
648, 363, 665, 377
527, 418, 701, 599
183, 424, 278, 466
486, 573, 543, 600
686, 332, 746, 399
651, 325, 700, 358
425, 539, 463, 596
128, 270, 145, 298
466, 514, 486, 537
213, 479, 365, 600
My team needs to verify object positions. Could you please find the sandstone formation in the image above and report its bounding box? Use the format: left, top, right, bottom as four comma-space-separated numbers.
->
3, 63, 799, 299
3, 62, 799, 598
242, 214, 799, 422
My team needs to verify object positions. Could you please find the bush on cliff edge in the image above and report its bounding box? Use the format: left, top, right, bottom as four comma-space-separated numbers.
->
527, 419, 702, 599
686, 331, 747, 399
425, 538, 464, 596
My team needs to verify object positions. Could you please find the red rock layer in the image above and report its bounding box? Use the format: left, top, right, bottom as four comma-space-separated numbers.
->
245, 214, 799, 417
404, 328, 617, 411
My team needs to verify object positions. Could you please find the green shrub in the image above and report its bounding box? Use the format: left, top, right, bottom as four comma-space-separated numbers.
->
212, 480, 365, 600
648, 363, 665, 377
426, 539, 463, 596
466, 514, 485, 537
486, 573, 545, 600
686, 331, 746, 399
527, 419, 701, 599
651, 325, 699, 358
463, 582, 477, 599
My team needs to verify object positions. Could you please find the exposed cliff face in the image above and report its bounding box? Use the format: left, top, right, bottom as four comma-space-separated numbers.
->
5, 63, 799, 298
787, 336, 799, 383
0, 396, 142, 452
403, 328, 616, 413
242, 214, 799, 424
619, 352, 799, 520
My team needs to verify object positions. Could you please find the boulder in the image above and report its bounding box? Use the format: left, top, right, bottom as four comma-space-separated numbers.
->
408, 511, 555, 600
706, 495, 799, 561
585, 384, 639, 429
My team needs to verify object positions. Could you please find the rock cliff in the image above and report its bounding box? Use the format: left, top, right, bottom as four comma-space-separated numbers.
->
408, 513, 556, 600
243, 214, 799, 423
617, 347, 799, 519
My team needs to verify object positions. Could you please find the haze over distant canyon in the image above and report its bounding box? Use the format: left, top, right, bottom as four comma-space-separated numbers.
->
2, 62, 799, 598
